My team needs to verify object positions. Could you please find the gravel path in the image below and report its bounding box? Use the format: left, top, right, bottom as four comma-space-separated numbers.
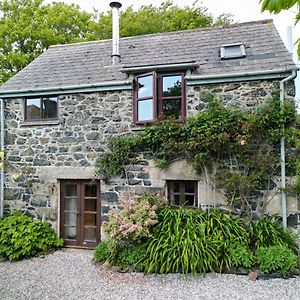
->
0, 250, 299, 300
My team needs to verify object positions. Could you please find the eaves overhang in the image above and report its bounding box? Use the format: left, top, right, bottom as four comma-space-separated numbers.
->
0, 80, 132, 99
185, 68, 299, 85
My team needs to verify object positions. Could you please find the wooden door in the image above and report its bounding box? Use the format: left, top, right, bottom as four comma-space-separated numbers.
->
60, 180, 101, 249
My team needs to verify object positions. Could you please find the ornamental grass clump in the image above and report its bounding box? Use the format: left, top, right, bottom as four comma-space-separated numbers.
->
144, 207, 251, 274
249, 216, 298, 253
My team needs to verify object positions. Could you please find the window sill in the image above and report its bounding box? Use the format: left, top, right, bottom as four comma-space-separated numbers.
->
21, 119, 60, 126
170, 205, 198, 210
132, 126, 145, 132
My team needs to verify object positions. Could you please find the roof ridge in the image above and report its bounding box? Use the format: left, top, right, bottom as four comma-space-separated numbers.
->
49, 19, 274, 49
49, 39, 110, 48
120, 19, 274, 41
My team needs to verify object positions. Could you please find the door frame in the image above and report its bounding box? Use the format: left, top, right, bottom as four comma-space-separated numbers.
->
59, 179, 101, 249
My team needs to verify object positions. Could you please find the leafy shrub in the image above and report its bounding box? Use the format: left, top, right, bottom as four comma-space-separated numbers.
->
227, 243, 254, 269
104, 194, 162, 244
256, 245, 298, 276
95, 240, 147, 271
114, 243, 148, 271
249, 217, 298, 253
0, 212, 63, 261
95, 240, 113, 263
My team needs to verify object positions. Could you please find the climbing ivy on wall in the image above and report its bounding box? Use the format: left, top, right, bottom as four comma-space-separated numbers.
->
95, 93, 300, 217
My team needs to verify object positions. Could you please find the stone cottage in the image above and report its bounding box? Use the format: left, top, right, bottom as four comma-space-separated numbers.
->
0, 6, 298, 248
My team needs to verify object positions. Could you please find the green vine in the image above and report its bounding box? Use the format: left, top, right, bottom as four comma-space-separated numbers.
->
95, 93, 299, 216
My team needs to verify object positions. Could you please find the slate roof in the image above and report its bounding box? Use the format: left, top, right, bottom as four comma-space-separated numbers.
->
0, 19, 297, 94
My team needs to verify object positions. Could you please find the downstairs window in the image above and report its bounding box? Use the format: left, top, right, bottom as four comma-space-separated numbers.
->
167, 180, 198, 208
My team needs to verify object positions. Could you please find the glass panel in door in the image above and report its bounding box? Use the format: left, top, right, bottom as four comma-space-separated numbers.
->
83, 184, 97, 243
63, 184, 77, 240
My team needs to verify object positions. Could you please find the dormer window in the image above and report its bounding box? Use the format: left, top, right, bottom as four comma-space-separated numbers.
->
134, 71, 185, 124
220, 43, 246, 60
24, 96, 58, 121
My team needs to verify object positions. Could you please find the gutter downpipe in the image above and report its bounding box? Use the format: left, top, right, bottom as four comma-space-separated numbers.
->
0, 98, 4, 218
280, 70, 297, 228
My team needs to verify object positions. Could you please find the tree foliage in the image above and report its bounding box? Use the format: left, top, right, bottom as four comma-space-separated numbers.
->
0, 0, 233, 84
96, 0, 233, 39
0, 0, 97, 83
261, 0, 300, 56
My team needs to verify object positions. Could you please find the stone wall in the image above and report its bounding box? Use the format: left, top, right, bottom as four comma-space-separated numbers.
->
4, 91, 135, 229
3, 79, 299, 232
187, 80, 295, 116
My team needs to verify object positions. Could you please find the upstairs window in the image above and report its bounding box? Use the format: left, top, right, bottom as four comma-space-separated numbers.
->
220, 43, 246, 60
134, 72, 185, 124
25, 96, 58, 121
167, 180, 198, 208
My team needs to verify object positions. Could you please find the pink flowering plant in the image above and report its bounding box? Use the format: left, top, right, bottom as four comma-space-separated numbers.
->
103, 194, 162, 244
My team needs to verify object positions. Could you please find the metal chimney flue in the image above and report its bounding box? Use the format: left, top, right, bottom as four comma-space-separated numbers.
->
110, 1, 122, 64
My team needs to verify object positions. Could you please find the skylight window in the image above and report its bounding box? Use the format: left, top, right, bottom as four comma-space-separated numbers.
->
220, 43, 246, 60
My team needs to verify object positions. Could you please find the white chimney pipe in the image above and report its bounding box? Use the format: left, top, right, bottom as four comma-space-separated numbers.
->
110, 2, 122, 64
286, 25, 293, 55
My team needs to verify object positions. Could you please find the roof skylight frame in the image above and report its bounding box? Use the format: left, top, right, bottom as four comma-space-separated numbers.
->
220, 43, 246, 60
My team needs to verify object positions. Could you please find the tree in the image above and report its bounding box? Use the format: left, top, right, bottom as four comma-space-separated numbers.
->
0, 0, 98, 83
0, 0, 233, 84
96, 0, 233, 40
260, 0, 300, 55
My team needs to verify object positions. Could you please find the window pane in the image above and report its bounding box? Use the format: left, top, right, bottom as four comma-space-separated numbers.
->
65, 197, 77, 211
65, 184, 77, 197
26, 98, 41, 120
138, 75, 153, 98
85, 198, 96, 212
84, 184, 97, 198
84, 227, 96, 242
84, 214, 96, 226
162, 99, 182, 119
64, 226, 76, 239
185, 195, 195, 206
173, 194, 180, 206
138, 99, 153, 122
185, 182, 196, 194
64, 212, 77, 226
163, 75, 182, 97
225, 46, 241, 56
173, 182, 180, 193
222, 45, 245, 58
42, 97, 57, 119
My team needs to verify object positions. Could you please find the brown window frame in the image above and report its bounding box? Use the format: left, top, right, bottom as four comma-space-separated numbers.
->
24, 96, 59, 122
167, 180, 198, 208
134, 71, 186, 125
134, 72, 157, 125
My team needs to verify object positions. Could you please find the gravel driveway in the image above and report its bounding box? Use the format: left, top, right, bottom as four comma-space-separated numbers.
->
0, 250, 299, 300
